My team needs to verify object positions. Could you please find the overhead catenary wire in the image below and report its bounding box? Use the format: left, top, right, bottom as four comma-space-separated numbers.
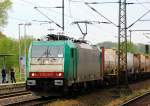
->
11, 0, 122, 40
14, 0, 114, 27
135, 0, 148, 10
14, 0, 109, 37
16, 0, 150, 29
38, 7, 113, 37
34, 7, 62, 29
20, 0, 68, 31
139, 19, 150, 21
11, 0, 150, 24
133, 2, 150, 4
10, 0, 150, 43
127, 9, 150, 29
84, 1, 119, 4
85, 3, 118, 27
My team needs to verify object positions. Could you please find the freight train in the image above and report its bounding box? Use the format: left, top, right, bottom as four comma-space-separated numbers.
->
26, 35, 150, 96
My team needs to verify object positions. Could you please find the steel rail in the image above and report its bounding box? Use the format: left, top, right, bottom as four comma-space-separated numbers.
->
0, 90, 30, 99
119, 90, 150, 106
5, 97, 57, 106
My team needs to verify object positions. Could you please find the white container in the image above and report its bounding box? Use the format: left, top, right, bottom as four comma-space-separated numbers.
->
133, 54, 140, 73
127, 53, 134, 73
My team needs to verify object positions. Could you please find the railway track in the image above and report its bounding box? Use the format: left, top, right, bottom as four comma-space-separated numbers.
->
0, 82, 26, 95
119, 90, 150, 106
0, 87, 57, 106
6, 97, 57, 106
0, 90, 30, 99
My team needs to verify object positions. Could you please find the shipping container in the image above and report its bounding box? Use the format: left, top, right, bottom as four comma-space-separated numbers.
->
104, 49, 117, 75
140, 54, 146, 72
133, 54, 140, 73
145, 56, 149, 72
127, 53, 134, 73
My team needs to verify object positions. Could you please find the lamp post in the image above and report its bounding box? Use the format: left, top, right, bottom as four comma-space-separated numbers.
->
24, 23, 32, 56
18, 23, 24, 80
24, 22, 32, 80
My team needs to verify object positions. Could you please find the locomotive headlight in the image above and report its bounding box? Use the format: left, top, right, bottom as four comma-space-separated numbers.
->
58, 73, 62, 76
31, 73, 35, 76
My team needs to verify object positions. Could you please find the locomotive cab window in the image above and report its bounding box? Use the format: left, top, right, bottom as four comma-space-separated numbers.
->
31, 45, 64, 65
32, 45, 64, 58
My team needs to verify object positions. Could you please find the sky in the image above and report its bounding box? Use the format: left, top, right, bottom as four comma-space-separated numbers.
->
2, 0, 150, 44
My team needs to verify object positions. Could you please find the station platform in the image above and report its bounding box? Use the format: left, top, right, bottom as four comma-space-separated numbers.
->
0, 82, 26, 94
0, 81, 25, 85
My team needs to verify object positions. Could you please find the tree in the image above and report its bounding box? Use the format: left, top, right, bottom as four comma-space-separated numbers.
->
0, 0, 12, 29
0, 36, 33, 72
0, 31, 6, 38
0, 37, 18, 70
127, 42, 137, 53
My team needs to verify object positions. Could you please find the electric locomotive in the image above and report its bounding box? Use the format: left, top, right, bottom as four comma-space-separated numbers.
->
26, 35, 102, 96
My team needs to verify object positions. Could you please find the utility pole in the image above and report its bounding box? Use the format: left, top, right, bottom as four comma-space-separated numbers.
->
24, 23, 31, 81
85, 1, 150, 89
118, 0, 128, 87
62, 0, 64, 31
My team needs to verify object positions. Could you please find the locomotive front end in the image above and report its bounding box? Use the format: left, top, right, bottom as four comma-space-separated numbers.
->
26, 41, 65, 96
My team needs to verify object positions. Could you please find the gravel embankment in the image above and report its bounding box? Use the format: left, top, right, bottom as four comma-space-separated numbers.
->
45, 79, 150, 106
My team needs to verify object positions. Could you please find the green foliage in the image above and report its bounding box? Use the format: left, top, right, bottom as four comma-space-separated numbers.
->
0, 34, 33, 73
97, 41, 117, 49
20, 36, 33, 56
0, 31, 6, 38
135, 44, 145, 53
97, 41, 146, 54
0, 0, 12, 28
127, 42, 137, 53
0, 37, 18, 70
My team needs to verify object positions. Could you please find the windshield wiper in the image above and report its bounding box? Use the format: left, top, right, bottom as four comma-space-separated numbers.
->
37, 46, 49, 61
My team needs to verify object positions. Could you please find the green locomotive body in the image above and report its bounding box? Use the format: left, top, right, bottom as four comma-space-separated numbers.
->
26, 40, 102, 96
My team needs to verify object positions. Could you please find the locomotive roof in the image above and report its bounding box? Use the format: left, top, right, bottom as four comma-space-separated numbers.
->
46, 34, 88, 43
31, 40, 99, 50
32, 40, 76, 48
